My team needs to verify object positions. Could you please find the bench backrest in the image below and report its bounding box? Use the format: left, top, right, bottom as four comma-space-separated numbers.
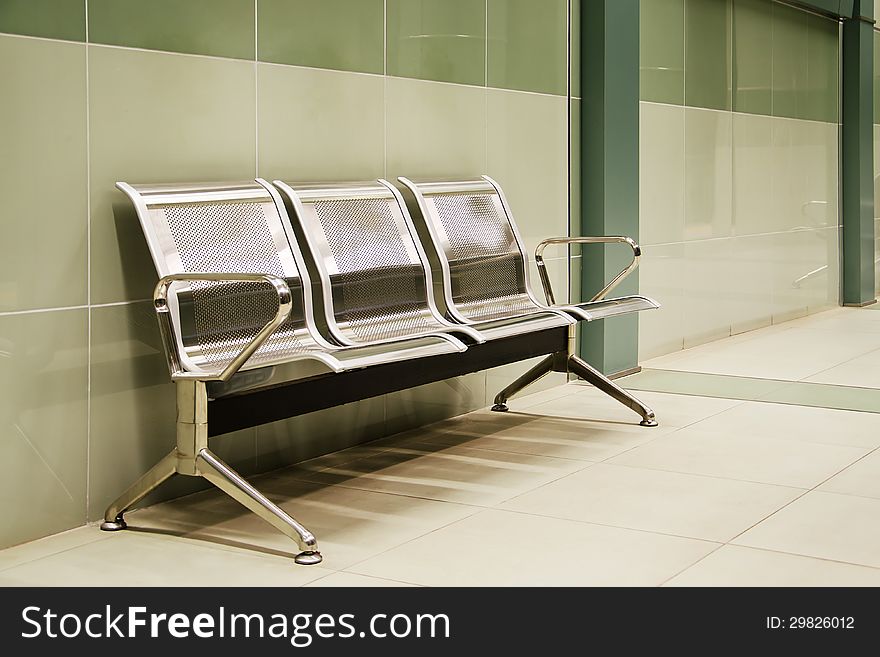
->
116, 180, 326, 374
275, 180, 446, 345
399, 177, 543, 324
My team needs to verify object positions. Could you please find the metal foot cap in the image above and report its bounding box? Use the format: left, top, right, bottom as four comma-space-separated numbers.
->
294, 551, 323, 566
100, 518, 127, 531
639, 419, 659, 427
491, 403, 509, 412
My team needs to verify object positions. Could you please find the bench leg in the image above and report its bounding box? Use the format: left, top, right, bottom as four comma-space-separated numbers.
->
196, 448, 322, 566
492, 354, 557, 412
566, 354, 658, 427
100, 449, 178, 531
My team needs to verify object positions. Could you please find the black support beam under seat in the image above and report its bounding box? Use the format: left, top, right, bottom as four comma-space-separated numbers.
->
207, 327, 569, 437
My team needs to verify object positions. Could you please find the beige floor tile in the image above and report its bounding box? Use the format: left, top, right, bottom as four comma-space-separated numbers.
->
402, 410, 663, 462
349, 509, 717, 586
608, 427, 868, 488
132, 477, 479, 571
293, 443, 588, 506
784, 307, 880, 334
734, 491, 880, 568
644, 327, 880, 381
818, 450, 880, 499
0, 532, 333, 586
305, 572, 418, 587
512, 381, 582, 408
665, 545, 880, 587
806, 348, 880, 389
545, 387, 742, 428
0, 525, 109, 573
685, 401, 880, 449
501, 463, 802, 542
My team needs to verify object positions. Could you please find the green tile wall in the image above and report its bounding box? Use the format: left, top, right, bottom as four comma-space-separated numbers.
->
875, 30, 880, 124
488, 0, 569, 95
87, 0, 255, 59
0, 1, 579, 549
258, 0, 384, 74
733, 0, 772, 115
387, 0, 486, 86
0, 0, 85, 41
686, 0, 732, 111
641, 0, 840, 122
640, 0, 685, 104
0, 37, 87, 312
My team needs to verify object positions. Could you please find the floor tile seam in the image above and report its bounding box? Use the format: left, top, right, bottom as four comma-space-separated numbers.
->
305, 571, 425, 588
0, 532, 110, 575
337, 505, 487, 577
369, 439, 606, 466
722, 446, 880, 546
657, 543, 728, 586
591, 397, 765, 465
715, 543, 880, 572
485, 506, 726, 546
625, 372, 880, 416
799, 343, 880, 381
590, 460, 811, 492
621, 420, 880, 454
0, 526, 324, 578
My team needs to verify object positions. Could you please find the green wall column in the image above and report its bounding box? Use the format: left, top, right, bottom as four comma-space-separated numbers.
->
579, 0, 641, 374
842, 0, 876, 305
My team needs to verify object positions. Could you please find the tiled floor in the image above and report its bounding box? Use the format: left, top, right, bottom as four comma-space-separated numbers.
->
3, 307, 880, 586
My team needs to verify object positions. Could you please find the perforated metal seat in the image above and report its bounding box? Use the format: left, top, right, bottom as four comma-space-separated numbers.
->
274, 180, 486, 347
398, 177, 659, 328
116, 180, 467, 386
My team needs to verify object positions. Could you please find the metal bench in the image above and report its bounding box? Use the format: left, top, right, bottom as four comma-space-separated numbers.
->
399, 176, 660, 425
102, 176, 659, 566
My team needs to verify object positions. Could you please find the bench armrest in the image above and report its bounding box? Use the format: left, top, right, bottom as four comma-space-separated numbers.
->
534, 236, 641, 305
153, 273, 293, 382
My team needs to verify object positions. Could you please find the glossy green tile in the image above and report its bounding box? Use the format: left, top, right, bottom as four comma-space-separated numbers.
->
571, 0, 580, 98
88, 303, 256, 520
387, 0, 485, 86
803, 11, 839, 123
772, 3, 838, 122
684, 107, 732, 240
258, 0, 383, 74
731, 112, 773, 236
487, 88, 568, 257
0, 309, 88, 549
0, 0, 84, 41
874, 31, 880, 125
488, 0, 568, 95
0, 36, 87, 312
732, 0, 771, 115
88, 46, 256, 304
87, 0, 254, 59
385, 76, 487, 180
570, 97, 581, 247
257, 63, 384, 181
771, 2, 808, 120
640, 0, 684, 104
640, 101, 686, 245
685, 0, 731, 111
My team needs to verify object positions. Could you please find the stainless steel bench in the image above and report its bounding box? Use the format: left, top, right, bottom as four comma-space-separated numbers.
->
102, 176, 659, 566
399, 176, 660, 425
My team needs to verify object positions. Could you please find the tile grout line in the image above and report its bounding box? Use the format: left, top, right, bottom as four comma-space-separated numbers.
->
715, 443, 880, 557
254, 0, 259, 180
0, 31, 574, 101
84, 0, 92, 523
